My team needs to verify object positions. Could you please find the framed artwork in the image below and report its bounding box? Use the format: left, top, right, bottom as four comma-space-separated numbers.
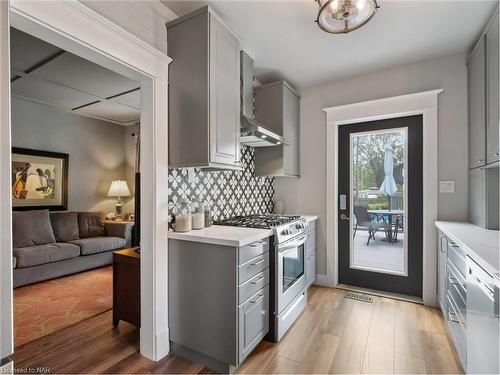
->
12, 148, 69, 211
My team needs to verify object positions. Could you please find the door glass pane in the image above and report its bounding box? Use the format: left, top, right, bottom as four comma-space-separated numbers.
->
282, 245, 304, 292
350, 128, 407, 275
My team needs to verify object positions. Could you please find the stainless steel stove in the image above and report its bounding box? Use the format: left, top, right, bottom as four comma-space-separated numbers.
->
216, 214, 308, 342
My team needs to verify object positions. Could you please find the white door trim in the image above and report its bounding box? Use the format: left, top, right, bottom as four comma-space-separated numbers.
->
324, 89, 443, 306
1, 0, 172, 361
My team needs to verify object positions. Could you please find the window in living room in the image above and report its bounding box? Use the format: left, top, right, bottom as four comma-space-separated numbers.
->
10, 28, 142, 348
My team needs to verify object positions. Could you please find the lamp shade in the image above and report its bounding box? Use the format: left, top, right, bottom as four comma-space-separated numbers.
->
108, 180, 131, 197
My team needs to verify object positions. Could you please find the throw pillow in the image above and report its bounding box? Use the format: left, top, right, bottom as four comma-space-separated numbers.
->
12, 210, 56, 248
77, 212, 105, 238
50, 211, 79, 242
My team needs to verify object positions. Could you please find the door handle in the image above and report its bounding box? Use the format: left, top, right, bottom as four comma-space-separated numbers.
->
340, 213, 350, 221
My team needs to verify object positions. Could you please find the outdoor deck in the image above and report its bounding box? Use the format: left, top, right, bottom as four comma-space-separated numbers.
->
352, 230, 404, 273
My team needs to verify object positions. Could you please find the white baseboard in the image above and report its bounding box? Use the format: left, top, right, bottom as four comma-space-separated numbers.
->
155, 328, 170, 361
313, 274, 335, 288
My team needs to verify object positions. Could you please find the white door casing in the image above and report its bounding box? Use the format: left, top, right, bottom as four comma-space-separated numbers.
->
324, 89, 442, 306
1, 0, 171, 361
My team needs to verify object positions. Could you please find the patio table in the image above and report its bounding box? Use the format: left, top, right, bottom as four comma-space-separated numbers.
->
367, 209, 404, 243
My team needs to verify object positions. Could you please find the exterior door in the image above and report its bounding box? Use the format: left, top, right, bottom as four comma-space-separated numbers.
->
338, 115, 423, 297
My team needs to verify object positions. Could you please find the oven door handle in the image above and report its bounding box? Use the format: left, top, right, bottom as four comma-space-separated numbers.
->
278, 234, 307, 252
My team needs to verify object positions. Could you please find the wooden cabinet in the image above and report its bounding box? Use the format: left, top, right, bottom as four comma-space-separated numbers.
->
468, 37, 487, 169
167, 6, 240, 170
168, 237, 271, 373
486, 11, 500, 164
254, 81, 300, 177
113, 248, 140, 327
469, 167, 499, 230
305, 220, 317, 288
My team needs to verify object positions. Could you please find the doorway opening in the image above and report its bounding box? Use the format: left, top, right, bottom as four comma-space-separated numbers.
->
338, 115, 423, 298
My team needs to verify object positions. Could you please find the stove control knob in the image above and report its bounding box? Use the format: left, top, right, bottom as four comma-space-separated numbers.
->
296, 223, 304, 229
281, 229, 289, 235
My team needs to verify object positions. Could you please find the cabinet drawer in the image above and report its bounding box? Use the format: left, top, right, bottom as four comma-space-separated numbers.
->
239, 252, 269, 285
446, 295, 467, 367
306, 231, 316, 254
239, 269, 269, 304
238, 285, 269, 362
239, 238, 269, 265
447, 242, 466, 278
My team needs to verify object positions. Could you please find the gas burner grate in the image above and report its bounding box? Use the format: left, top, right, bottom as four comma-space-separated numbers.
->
215, 214, 301, 229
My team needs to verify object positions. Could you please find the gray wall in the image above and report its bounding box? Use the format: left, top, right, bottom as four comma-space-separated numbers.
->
274, 52, 469, 276
12, 97, 134, 214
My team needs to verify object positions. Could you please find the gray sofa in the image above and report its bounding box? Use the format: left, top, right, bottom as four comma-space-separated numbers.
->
12, 210, 132, 288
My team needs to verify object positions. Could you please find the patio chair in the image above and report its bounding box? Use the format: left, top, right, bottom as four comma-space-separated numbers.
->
353, 206, 389, 246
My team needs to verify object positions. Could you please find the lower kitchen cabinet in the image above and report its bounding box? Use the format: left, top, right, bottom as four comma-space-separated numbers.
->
437, 231, 447, 312
305, 220, 317, 288
168, 237, 271, 373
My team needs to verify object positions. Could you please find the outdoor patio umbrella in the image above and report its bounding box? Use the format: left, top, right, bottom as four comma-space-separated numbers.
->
379, 145, 397, 210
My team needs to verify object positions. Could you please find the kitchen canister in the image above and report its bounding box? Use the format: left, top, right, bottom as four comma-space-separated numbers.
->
173, 198, 192, 232
191, 198, 205, 230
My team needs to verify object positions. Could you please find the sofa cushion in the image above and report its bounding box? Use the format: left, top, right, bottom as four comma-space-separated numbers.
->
13, 243, 80, 268
12, 210, 56, 248
77, 212, 105, 238
69, 237, 126, 255
50, 212, 79, 242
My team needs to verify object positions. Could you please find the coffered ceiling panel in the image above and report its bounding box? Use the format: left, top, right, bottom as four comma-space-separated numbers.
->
10, 28, 61, 73
11, 77, 101, 110
111, 89, 141, 110
29, 52, 139, 99
72, 101, 140, 125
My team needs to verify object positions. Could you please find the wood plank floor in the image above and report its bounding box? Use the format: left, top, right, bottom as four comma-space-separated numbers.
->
12, 286, 463, 374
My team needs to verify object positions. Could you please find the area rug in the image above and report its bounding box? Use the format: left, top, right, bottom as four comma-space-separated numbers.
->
14, 266, 112, 347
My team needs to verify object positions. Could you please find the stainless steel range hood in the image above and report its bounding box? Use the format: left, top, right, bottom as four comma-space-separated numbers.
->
240, 51, 287, 147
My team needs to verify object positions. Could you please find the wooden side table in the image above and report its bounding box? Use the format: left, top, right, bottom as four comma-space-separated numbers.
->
113, 248, 140, 327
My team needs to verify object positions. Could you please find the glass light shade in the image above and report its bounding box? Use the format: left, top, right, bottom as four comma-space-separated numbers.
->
316, 0, 378, 34
107, 180, 131, 197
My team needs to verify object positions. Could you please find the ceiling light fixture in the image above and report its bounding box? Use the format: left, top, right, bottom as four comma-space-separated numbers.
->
315, 0, 379, 34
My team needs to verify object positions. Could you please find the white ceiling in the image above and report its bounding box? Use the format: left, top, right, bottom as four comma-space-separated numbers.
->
10, 28, 141, 126
163, 0, 498, 90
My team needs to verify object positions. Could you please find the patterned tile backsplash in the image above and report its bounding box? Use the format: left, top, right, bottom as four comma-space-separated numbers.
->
168, 146, 274, 221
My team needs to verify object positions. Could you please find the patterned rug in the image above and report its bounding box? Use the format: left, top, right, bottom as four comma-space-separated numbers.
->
14, 266, 113, 347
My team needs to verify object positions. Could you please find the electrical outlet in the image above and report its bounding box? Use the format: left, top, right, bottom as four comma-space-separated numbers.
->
439, 180, 455, 193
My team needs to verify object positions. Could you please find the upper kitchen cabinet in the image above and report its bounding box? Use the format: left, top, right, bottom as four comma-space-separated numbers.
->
167, 7, 241, 169
486, 10, 499, 164
468, 7, 500, 169
254, 81, 300, 177
468, 37, 486, 169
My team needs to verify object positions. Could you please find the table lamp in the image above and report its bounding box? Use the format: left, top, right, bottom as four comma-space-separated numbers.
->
108, 180, 131, 218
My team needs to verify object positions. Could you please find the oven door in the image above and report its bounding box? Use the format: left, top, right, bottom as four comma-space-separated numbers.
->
277, 234, 307, 314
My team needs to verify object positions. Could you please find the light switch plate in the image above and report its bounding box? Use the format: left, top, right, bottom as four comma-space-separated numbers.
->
439, 180, 455, 193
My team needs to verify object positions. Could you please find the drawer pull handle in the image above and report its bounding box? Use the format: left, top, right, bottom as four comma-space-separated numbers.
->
249, 241, 265, 247
448, 311, 460, 323
251, 259, 265, 266
448, 276, 460, 285
250, 276, 264, 284
250, 294, 264, 304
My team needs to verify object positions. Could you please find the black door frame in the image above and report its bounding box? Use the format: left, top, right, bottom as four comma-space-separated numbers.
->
337, 115, 423, 297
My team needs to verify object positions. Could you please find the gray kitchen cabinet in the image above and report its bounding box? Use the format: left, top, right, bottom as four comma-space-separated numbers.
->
167, 6, 241, 170
254, 81, 300, 177
305, 220, 317, 288
468, 37, 487, 169
469, 167, 499, 230
486, 11, 500, 164
437, 231, 447, 313
168, 237, 271, 373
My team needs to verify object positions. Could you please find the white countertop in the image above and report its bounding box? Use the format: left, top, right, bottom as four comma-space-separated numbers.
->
435, 221, 499, 276
168, 225, 273, 247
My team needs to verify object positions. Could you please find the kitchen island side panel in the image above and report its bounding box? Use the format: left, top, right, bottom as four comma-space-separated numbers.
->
168, 239, 238, 365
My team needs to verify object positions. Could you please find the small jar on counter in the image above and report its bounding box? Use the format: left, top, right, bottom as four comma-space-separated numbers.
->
191, 198, 205, 230
204, 203, 212, 227
173, 198, 192, 232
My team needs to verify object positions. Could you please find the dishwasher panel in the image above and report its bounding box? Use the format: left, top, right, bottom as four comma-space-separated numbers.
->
466, 256, 499, 375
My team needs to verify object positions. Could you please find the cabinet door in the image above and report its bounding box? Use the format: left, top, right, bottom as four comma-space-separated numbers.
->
209, 13, 240, 167
437, 233, 447, 312
468, 38, 487, 169
282, 86, 300, 176
306, 253, 316, 288
469, 168, 486, 227
487, 12, 500, 164
238, 285, 269, 363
